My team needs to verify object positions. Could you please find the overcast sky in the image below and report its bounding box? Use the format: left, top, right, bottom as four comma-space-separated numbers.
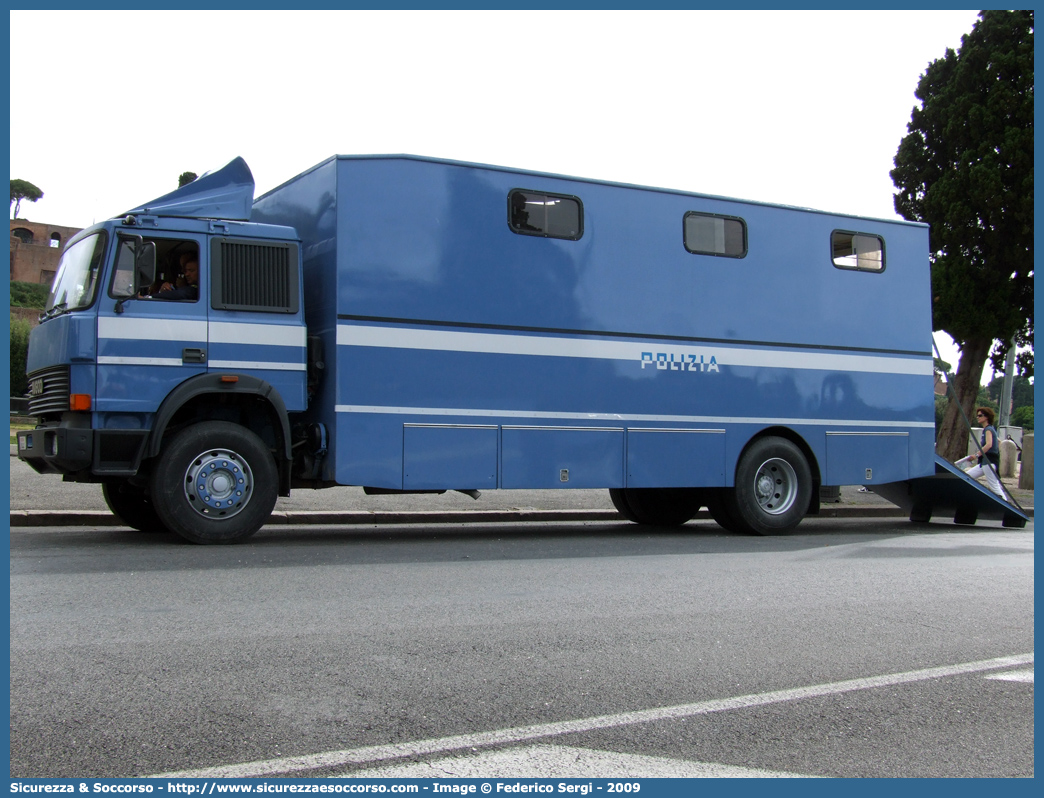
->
10, 9, 990, 378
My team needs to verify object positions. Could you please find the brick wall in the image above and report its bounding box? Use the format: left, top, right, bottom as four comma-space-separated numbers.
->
10, 220, 82, 284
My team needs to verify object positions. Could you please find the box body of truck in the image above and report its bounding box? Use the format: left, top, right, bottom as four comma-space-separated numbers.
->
20, 154, 936, 542
252, 155, 935, 530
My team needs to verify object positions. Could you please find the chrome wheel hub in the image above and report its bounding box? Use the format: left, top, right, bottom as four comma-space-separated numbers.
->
183, 449, 253, 518
752, 458, 798, 515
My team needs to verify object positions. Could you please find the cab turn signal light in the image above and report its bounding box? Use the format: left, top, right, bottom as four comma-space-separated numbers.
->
70, 394, 92, 411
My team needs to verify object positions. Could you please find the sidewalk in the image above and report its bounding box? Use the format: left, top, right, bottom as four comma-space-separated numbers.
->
9, 444, 1032, 528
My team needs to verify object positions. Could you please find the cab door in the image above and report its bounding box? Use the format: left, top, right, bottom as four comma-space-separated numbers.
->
95, 233, 209, 416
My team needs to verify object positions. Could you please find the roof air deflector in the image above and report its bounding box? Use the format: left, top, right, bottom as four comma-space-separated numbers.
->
122, 157, 254, 221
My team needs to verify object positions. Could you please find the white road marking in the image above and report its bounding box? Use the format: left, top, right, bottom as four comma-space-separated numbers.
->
336, 744, 816, 779
151, 652, 1033, 779
985, 669, 1034, 683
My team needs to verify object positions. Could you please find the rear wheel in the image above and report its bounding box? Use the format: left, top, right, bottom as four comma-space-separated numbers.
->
102, 479, 167, 532
150, 421, 278, 544
723, 437, 812, 535
608, 489, 640, 523
609, 488, 704, 527
706, 489, 745, 534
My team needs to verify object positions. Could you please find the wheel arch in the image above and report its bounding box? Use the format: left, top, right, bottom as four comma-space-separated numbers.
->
738, 426, 821, 482
145, 373, 293, 466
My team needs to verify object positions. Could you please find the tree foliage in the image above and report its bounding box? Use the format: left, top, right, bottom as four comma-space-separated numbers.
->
9, 281, 49, 309
10, 179, 43, 219
178, 171, 198, 188
891, 10, 1034, 459
10, 316, 32, 397
986, 373, 1034, 412
1010, 405, 1033, 430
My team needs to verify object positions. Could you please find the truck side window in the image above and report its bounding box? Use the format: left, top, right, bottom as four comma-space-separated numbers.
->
683, 212, 747, 258
831, 231, 884, 272
112, 237, 200, 300
508, 190, 583, 240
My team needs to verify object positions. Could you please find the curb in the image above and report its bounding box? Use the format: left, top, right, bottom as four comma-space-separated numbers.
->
7, 506, 939, 528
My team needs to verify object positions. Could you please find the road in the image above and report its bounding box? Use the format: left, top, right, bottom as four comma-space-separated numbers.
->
9, 517, 1034, 779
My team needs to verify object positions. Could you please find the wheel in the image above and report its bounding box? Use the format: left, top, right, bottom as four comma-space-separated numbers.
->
150, 421, 278, 544
724, 437, 812, 535
613, 488, 704, 527
706, 489, 745, 534
102, 479, 167, 532
608, 489, 640, 523
909, 504, 933, 524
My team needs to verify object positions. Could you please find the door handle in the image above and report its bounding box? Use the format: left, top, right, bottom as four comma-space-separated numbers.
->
183, 348, 207, 364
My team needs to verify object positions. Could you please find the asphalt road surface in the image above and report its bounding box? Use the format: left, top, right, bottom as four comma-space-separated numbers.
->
10, 517, 1034, 778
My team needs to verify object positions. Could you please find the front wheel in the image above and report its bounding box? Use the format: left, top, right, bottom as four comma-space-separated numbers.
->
150, 422, 278, 544
723, 437, 812, 535
102, 479, 167, 532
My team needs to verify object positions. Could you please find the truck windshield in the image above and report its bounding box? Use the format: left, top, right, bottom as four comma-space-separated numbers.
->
45, 231, 109, 314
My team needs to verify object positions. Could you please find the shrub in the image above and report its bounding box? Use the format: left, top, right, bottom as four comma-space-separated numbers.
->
10, 316, 32, 396
10, 281, 49, 309
1011, 405, 1034, 431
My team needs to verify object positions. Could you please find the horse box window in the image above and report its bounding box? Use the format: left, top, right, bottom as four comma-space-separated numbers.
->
210, 238, 300, 313
832, 231, 884, 272
684, 212, 747, 258
508, 190, 583, 240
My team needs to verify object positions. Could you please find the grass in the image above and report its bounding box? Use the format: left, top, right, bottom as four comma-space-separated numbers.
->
10, 421, 35, 445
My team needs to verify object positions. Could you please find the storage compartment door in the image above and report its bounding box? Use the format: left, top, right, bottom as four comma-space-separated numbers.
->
502, 427, 624, 489
825, 432, 910, 486
626, 428, 726, 487
403, 425, 498, 490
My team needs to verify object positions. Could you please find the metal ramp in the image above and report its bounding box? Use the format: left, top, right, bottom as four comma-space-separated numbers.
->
874, 455, 1029, 529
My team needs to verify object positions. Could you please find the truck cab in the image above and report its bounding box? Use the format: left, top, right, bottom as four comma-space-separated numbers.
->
17, 158, 309, 543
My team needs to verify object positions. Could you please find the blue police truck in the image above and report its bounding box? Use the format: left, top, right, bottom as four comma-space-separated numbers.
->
18, 154, 942, 543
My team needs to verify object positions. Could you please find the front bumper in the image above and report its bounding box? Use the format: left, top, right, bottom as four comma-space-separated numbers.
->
17, 426, 92, 474
17, 427, 149, 477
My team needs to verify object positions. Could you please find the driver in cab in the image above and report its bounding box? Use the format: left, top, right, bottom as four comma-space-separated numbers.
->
149, 258, 199, 301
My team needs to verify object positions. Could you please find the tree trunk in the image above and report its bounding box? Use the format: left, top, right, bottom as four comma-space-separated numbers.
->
936, 336, 992, 461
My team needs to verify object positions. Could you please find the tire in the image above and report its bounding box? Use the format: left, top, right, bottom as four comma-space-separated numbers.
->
723, 437, 812, 535
613, 488, 704, 527
706, 489, 745, 534
608, 489, 640, 523
150, 421, 278, 544
102, 479, 167, 532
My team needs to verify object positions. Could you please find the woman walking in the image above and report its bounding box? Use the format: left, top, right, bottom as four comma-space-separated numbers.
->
959, 407, 1007, 499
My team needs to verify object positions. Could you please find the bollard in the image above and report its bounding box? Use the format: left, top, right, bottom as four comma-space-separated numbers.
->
1018, 433, 1033, 490
820, 485, 841, 503
999, 439, 1017, 478
967, 428, 982, 459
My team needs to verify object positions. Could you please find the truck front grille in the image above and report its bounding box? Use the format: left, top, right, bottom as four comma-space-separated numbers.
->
27, 365, 71, 417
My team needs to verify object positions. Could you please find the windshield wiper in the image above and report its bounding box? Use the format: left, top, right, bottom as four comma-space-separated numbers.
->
41, 303, 68, 321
